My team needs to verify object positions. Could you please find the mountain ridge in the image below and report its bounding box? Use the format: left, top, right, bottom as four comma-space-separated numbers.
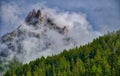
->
0, 8, 71, 63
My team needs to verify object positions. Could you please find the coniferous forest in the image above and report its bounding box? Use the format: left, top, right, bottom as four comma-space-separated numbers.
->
4, 30, 120, 76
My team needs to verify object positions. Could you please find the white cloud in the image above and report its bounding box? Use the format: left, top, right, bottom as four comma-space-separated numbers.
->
0, 2, 102, 63
0, 2, 25, 36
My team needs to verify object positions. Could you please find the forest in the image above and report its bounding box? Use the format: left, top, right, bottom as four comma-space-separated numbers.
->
4, 30, 120, 76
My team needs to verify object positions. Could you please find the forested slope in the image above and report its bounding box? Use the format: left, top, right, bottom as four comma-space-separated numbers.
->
4, 30, 120, 76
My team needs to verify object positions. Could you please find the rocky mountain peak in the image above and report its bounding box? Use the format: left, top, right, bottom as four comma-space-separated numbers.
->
0, 8, 71, 64
25, 9, 68, 34
25, 9, 43, 25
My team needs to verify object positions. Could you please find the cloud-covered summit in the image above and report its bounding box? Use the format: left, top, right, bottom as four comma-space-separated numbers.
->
0, 0, 120, 37
0, 7, 101, 63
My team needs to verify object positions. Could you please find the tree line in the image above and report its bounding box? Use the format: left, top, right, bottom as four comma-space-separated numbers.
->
4, 30, 120, 76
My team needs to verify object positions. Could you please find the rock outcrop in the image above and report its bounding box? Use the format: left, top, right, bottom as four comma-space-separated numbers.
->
25, 9, 37, 24
25, 9, 68, 34
25, 9, 43, 25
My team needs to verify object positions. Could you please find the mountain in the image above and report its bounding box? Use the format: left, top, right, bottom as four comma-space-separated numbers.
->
0, 7, 101, 65
0, 8, 72, 63
1, 8, 91, 75
0, 8, 105, 75
3, 30, 120, 76
0, 8, 71, 75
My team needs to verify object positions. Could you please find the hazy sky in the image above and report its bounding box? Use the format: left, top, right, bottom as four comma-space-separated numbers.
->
0, 0, 120, 37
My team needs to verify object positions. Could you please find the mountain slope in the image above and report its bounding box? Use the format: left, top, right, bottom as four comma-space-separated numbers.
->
4, 30, 120, 76
0, 8, 101, 75
0, 9, 69, 63
0, 8, 100, 64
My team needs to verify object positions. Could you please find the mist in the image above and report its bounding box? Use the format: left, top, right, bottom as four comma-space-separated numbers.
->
0, 6, 102, 63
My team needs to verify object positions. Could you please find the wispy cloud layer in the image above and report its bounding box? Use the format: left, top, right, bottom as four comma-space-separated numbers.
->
1, 2, 24, 36
1, 0, 120, 37
0, 1, 102, 63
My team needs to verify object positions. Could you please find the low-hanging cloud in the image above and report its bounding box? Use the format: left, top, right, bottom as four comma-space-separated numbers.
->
0, 2, 102, 63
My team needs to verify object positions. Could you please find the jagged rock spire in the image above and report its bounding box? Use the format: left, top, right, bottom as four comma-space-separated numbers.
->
24, 8, 68, 34
25, 9, 42, 25
35, 9, 41, 18
25, 9, 37, 23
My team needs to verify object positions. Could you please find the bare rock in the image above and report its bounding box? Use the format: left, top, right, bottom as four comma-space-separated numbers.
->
25, 9, 37, 24
35, 9, 41, 18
